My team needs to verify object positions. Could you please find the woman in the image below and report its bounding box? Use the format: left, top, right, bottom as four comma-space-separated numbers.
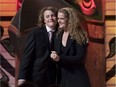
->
51, 7, 91, 87
18, 6, 57, 87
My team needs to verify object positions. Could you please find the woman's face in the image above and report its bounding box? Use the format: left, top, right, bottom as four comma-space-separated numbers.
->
44, 10, 57, 29
57, 12, 68, 30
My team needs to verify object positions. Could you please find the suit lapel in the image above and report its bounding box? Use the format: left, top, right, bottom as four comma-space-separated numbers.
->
42, 27, 50, 47
57, 31, 74, 54
56, 31, 63, 54
64, 36, 74, 54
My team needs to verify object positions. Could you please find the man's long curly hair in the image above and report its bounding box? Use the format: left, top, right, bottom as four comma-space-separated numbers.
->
58, 7, 89, 45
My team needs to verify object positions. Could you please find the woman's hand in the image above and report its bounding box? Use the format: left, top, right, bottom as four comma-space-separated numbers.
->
51, 51, 60, 62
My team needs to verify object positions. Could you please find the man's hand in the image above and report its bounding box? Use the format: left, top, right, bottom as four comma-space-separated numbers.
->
51, 51, 60, 62
18, 79, 26, 86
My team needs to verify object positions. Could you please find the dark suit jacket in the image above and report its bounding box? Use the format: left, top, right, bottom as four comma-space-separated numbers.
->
18, 27, 56, 87
54, 31, 91, 87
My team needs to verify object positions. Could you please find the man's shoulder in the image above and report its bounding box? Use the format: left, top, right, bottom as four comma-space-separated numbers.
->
31, 26, 46, 36
32, 26, 41, 31
29, 26, 43, 33
34, 26, 46, 31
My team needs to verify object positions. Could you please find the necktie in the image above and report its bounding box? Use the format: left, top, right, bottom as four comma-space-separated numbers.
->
48, 31, 53, 42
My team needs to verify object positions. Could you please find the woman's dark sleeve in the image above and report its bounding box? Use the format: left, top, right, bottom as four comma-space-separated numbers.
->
59, 44, 87, 66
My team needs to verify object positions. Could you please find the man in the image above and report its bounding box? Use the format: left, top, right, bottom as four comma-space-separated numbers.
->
18, 6, 58, 87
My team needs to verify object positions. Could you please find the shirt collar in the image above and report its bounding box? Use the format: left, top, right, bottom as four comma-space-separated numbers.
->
45, 25, 55, 32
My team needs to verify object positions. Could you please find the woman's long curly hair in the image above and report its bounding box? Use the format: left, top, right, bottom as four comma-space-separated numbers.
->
58, 7, 89, 45
38, 6, 58, 28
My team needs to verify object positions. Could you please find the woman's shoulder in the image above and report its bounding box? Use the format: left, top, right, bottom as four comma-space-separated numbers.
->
55, 30, 63, 38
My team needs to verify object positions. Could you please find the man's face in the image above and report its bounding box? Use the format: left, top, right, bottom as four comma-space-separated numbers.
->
44, 10, 57, 29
